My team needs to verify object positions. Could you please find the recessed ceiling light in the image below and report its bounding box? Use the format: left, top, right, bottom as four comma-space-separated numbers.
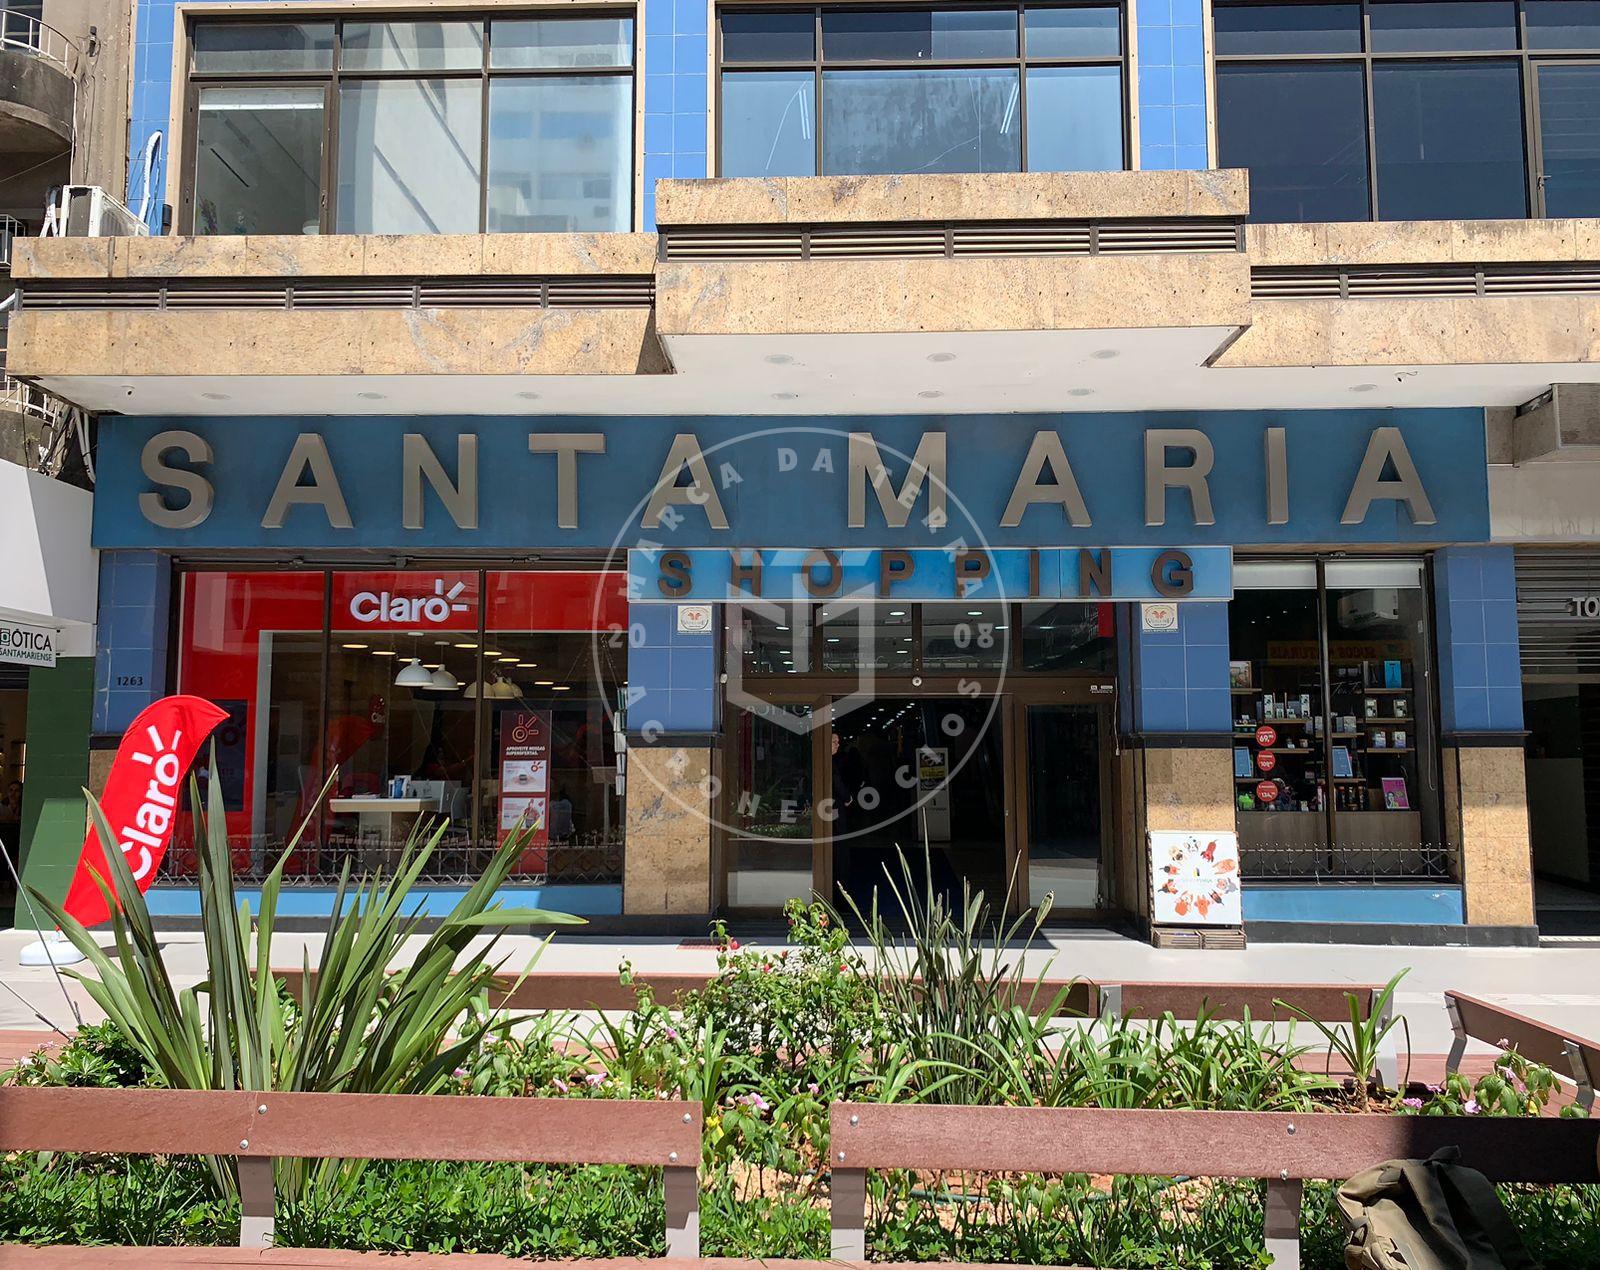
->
516, 390, 541, 400
1091, 349, 1119, 360
517, 661, 537, 668
764, 353, 794, 365
772, 391, 799, 401
967, 610, 982, 616
423, 663, 443, 670
535, 679, 554, 686
454, 642, 478, 649
372, 650, 397, 657
483, 649, 500, 658
1067, 387, 1095, 397
918, 390, 943, 399
357, 391, 386, 400
498, 654, 519, 661
200, 391, 230, 401
1350, 383, 1379, 393
927, 352, 956, 363
552, 684, 571, 691
341, 642, 368, 650
889, 610, 906, 617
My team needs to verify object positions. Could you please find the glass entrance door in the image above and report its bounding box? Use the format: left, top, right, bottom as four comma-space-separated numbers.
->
829, 696, 1007, 911
1020, 703, 1106, 911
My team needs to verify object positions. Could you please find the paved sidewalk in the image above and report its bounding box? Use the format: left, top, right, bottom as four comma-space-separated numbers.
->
3, 922, 1596, 1059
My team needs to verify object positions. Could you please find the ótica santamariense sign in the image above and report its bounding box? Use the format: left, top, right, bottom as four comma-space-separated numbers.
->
61, 695, 227, 927
0, 620, 58, 668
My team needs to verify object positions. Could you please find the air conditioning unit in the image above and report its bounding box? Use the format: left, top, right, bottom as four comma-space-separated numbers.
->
1337, 588, 1401, 630
43, 186, 149, 238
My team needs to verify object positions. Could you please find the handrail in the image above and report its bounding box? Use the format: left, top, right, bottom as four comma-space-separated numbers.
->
0, 1087, 702, 1255
0, 9, 79, 75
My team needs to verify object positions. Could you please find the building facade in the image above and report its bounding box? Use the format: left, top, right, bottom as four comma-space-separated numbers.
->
9, 0, 1600, 943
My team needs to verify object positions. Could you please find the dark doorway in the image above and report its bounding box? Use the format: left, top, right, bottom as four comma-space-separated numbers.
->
1525, 682, 1600, 935
829, 695, 1006, 913
1023, 703, 1103, 910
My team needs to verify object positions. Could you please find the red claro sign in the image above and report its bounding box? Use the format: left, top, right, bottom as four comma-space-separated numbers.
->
1255, 725, 1277, 748
1255, 780, 1279, 804
1256, 749, 1278, 773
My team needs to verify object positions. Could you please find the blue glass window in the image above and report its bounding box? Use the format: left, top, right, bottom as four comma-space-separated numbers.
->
1217, 62, 1370, 222
718, 5, 1126, 177
1536, 62, 1600, 215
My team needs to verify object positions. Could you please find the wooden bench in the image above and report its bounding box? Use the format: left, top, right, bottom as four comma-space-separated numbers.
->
0, 1088, 702, 1257
1445, 989, 1600, 1111
826, 1101, 1600, 1269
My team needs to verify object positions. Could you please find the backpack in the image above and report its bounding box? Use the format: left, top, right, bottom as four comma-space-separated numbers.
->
1337, 1146, 1535, 1269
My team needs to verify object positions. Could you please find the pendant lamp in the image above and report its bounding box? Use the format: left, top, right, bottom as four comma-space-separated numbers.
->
395, 658, 433, 687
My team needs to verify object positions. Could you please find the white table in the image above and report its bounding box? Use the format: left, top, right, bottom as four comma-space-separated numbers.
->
329, 797, 430, 870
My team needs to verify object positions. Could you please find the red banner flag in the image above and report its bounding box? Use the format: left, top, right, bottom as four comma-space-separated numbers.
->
62, 695, 228, 927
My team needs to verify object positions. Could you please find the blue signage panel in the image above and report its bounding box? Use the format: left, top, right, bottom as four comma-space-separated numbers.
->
93, 410, 1490, 551
627, 547, 1235, 602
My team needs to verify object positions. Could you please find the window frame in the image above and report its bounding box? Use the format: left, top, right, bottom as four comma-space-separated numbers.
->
1212, 0, 1600, 220
181, 11, 638, 236
713, 3, 1131, 178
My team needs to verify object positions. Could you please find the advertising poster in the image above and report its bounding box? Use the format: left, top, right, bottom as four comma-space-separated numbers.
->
498, 709, 551, 874
1149, 831, 1242, 926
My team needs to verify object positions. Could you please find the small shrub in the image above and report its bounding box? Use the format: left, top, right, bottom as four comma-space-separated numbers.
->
4, 1021, 152, 1090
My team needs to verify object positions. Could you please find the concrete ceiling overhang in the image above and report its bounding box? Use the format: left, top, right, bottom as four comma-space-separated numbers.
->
30, 326, 1600, 416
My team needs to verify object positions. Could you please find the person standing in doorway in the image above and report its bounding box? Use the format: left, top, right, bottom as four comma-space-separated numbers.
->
831, 733, 864, 838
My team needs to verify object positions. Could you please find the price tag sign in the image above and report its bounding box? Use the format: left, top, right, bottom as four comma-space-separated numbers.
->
1255, 725, 1277, 748
1255, 780, 1279, 804
1256, 749, 1277, 773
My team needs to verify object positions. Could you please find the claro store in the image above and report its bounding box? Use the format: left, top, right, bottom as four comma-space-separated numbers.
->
83, 409, 1532, 942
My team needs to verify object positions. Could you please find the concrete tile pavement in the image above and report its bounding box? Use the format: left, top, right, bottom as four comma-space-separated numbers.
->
1, 924, 1596, 1062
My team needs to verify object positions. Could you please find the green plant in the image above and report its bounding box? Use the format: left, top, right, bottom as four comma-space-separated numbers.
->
832, 842, 1082, 1106
1397, 1046, 1590, 1119
1277, 969, 1411, 1110
30, 757, 582, 1204
3, 1020, 153, 1089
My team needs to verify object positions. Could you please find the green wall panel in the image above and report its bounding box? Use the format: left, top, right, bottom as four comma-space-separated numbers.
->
18, 657, 93, 910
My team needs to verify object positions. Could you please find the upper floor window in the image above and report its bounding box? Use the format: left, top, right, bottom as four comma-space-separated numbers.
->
186, 15, 635, 236
717, 4, 1126, 177
1216, 0, 1600, 222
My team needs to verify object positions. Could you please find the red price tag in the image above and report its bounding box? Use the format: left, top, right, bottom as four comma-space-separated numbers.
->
1255, 725, 1277, 748
1256, 780, 1279, 804
1256, 749, 1278, 773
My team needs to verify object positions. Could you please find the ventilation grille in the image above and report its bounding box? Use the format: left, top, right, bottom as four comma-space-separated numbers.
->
1517, 548, 1600, 677
1254, 262, 1600, 301
17, 275, 656, 312
661, 218, 1243, 261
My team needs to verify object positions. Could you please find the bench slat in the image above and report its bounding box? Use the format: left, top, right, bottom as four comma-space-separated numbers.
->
830, 1103, 1600, 1184
1447, 990, 1600, 1076
0, 1089, 700, 1167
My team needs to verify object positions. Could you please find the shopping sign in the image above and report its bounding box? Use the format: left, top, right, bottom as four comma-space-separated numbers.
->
332, 570, 479, 631
61, 695, 228, 927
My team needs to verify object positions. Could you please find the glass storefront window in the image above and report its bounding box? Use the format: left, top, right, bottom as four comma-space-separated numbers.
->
171, 568, 626, 887
1229, 559, 1442, 879
921, 602, 1008, 671
175, 572, 327, 877
193, 86, 325, 236
733, 603, 809, 674
818, 602, 914, 672
1020, 602, 1113, 671
726, 703, 815, 907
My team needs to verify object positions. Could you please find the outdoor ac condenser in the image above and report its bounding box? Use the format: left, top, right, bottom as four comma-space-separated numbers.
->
43, 186, 149, 238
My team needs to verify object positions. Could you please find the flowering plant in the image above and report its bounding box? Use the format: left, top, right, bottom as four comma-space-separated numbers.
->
1395, 1046, 1588, 1118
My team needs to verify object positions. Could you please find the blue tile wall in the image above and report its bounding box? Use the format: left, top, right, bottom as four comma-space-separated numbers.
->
1136, 0, 1209, 171
627, 602, 718, 736
1133, 601, 1231, 733
1433, 546, 1524, 736
93, 550, 171, 734
128, 0, 177, 228
643, 0, 707, 227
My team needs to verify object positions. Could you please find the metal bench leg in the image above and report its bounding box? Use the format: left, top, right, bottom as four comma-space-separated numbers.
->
832, 1166, 867, 1261
1265, 1177, 1302, 1270
1444, 996, 1468, 1076
664, 1164, 700, 1259
1561, 1040, 1596, 1113
237, 1156, 275, 1248
1099, 983, 1123, 1021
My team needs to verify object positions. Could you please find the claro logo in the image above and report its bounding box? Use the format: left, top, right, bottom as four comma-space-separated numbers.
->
349, 578, 471, 624
120, 724, 186, 881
